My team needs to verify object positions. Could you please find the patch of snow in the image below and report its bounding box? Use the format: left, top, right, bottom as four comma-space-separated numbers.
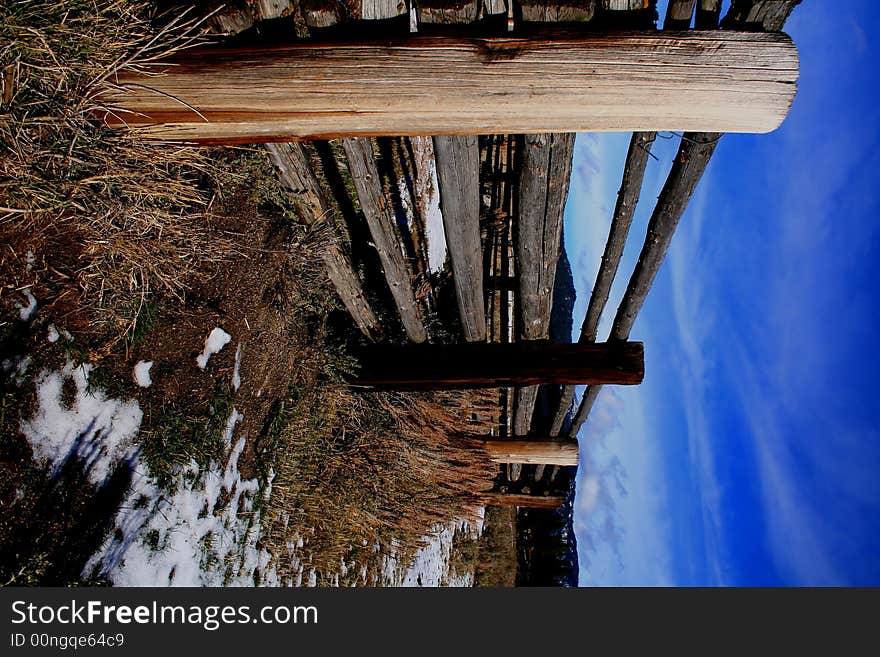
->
381, 516, 483, 587
20, 361, 141, 485
17, 289, 37, 321
47, 325, 60, 343
196, 327, 231, 370
87, 406, 277, 587
133, 361, 153, 388
232, 343, 242, 391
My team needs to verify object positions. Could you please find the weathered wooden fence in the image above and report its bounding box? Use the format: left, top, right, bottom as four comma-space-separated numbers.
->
113, 0, 802, 508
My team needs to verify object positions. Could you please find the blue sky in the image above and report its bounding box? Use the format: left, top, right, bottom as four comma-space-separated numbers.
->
566, 1, 880, 586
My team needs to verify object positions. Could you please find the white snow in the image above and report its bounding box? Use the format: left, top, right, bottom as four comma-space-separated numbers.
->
17, 289, 37, 321
196, 327, 231, 370
47, 325, 60, 343
20, 361, 142, 485
87, 406, 278, 587
133, 361, 153, 388
381, 513, 484, 587
232, 343, 242, 391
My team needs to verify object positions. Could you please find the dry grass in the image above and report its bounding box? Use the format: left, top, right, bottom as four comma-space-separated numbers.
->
261, 367, 496, 581
0, 0, 230, 350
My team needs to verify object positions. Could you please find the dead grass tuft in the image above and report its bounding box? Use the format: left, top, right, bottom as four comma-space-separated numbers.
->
0, 0, 230, 349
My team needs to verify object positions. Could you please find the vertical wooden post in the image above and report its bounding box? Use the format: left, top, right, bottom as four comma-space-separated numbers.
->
434, 135, 487, 342
664, 0, 696, 29
265, 142, 383, 340
514, 132, 575, 435
550, 131, 656, 436
342, 138, 428, 343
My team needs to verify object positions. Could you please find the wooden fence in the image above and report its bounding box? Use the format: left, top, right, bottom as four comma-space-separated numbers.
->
105, 0, 802, 507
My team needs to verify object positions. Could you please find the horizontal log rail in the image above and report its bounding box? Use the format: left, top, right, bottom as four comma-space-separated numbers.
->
99, 30, 798, 143
349, 341, 643, 390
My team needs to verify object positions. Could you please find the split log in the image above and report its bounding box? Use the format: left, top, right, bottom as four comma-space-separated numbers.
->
251, 0, 295, 20
361, 0, 407, 20
300, 0, 344, 28
550, 131, 655, 436
265, 142, 383, 340
409, 136, 447, 273
418, 0, 477, 23
479, 493, 565, 509
206, 4, 255, 34
514, 133, 575, 435
664, 0, 695, 29
481, 439, 579, 466
520, 0, 596, 23
351, 341, 644, 390
694, 0, 722, 29
722, 0, 802, 32
100, 31, 800, 143
433, 135, 486, 342
342, 138, 428, 343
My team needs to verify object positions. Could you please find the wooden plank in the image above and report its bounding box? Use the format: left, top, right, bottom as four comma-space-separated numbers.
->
514, 132, 575, 435
418, 0, 477, 23
550, 131, 655, 436
206, 4, 255, 35
409, 136, 447, 273
252, 0, 295, 20
100, 31, 800, 143
722, 0, 802, 32
265, 142, 383, 340
694, 0, 722, 29
351, 341, 644, 390
520, 0, 596, 23
481, 439, 579, 466
342, 138, 429, 343
664, 0, 695, 29
361, 0, 407, 20
479, 493, 565, 509
300, 0, 344, 28
565, 132, 719, 439
433, 135, 486, 342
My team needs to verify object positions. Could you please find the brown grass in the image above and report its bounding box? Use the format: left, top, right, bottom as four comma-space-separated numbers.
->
0, 0, 229, 350
261, 370, 496, 581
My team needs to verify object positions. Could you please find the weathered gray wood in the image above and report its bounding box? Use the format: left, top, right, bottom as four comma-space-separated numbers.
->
481, 0, 507, 17
565, 381, 602, 439
520, 0, 596, 22
102, 32, 800, 143
481, 439, 579, 466
418, 0, 476, 23
361, 0, 406, 20
252, 0, 295, 20
433, 135, 486, 342
206, 4, 255, 34
566, 132, 719, 439
722, 0, 802, 32
611, 133, 720, 341
694, 0, 722, 29
300, 0, 344, 28
664, 0, 695, 29
265, 142, 383, 340
550, 131, 655, 436
514, 133, 575, 435
479, 493, 565, 509
342, 138, 428, 343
